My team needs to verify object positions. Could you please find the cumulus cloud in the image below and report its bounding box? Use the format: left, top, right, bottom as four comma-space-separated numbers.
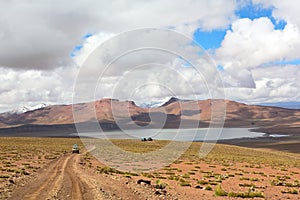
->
225, 65, 300, 103
215, 17, 300, 87
253, 0, 300, 28
73, 29, 223, 105
0, 0, 236, 70
1, 1, 300, 112
73, 33, 116, 66
0, 28, 220, 112
0, 66, 76, 112
0, 1, 237, 112
213, 1, 300, 102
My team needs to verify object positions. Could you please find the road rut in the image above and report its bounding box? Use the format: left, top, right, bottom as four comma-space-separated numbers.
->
8, 153, 100, 200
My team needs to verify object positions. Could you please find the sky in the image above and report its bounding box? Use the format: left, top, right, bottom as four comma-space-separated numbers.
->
0, 0, 300, 112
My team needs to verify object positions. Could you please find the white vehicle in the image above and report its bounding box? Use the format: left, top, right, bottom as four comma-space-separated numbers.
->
72, 144, 79, 154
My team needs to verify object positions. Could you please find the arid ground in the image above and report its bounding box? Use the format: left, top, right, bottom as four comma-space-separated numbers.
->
0, 137, 300, 200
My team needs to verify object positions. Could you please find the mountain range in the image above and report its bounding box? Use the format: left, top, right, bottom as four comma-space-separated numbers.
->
7, 103, 48, 114
0, 98, 299, 136
257, 102, 300, 109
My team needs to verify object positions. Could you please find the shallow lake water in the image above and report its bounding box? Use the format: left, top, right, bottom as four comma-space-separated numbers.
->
77, 128, 265, 141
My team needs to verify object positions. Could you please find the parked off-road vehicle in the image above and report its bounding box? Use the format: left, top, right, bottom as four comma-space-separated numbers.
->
72, 144, 79, 154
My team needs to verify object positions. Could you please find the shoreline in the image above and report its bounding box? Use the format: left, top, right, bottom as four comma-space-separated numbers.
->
0, 126, 299, 154
218, 134, 300, 154
0, 135, 299, 155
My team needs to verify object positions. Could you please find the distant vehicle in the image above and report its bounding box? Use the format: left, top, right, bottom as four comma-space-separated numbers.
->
141, 137, 153, 142
72, 144, 79, 154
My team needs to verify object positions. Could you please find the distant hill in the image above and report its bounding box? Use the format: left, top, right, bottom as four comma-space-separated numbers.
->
257, 102, 300, 109
0, 98, 299, 135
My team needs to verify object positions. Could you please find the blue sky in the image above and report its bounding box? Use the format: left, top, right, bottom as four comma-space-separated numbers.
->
69, 1, 300, 105
73, 2, 289, 59
70, 33, 94, 57
73, 2, 296, 66
193, 1, 287, 51
262, 58, 300, 67
2, 0, 300, 112
192, 1, 300, 68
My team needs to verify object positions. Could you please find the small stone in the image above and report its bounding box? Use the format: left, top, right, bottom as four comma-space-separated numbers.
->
154, 190, 161, 195
137, 179, 151, 185
161, 190, 167, 194
195, 185, 203, 189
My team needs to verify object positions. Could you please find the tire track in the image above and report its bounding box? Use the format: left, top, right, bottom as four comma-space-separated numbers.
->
28, 155, 70, 200
58, 154, 84, 200
8, 152, 143, 200
8, 153, 89, 200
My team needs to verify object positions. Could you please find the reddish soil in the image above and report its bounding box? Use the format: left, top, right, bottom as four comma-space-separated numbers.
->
6, 152, 178, 200
3, 140, 300, 200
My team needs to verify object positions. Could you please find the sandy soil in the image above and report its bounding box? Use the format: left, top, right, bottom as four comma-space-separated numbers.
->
8, 152, 300, 200
6, 152, 179, 200
8, 153, 99, 200
2, 138, 300, 200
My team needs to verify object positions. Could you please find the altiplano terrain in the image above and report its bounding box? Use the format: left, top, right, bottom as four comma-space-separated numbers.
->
8, 153, 146, 200
1, 99, 299, 199
1, 138, 300, 199
0, 98, 300, 136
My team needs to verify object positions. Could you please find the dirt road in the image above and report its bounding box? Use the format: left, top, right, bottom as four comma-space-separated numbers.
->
8, 153, 146, 200
8, 153, 97, 200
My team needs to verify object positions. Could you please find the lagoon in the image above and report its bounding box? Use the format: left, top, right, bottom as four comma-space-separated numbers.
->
76, 128, 265, 141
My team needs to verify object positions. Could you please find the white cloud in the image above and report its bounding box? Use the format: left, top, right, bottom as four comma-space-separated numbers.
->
73, 33, 115, 66
215, 17, 300, 88
0, 1, 237, 112
1, 1, 300, 112
101, 63, 210, 102
214, 1, 300, 103
74, 29, 220, 105
0, 66, 76, 112
224, 65, 300, 103
74, 29, 224, 107
0, 0, 237, 69
253, 0, 300, 28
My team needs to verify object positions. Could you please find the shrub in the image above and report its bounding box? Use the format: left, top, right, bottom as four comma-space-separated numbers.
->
281, 189, 298, 194
228, 189, 264, 198
215, 184, 227, 196
97, 166, 123, 175
239, 183, 256, 187
155, 179, 168, 189
205, 185, 212, 190
198, 180, 208, 185
142, 173, 155, 178
182, 174, 190, 179
180, 181, 191, 187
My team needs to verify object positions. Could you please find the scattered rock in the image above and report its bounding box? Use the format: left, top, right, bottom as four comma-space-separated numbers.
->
140, 182, 147, 186
161, 190, 167, 195
154, 190, 161, 195
8, 179, 15, 184
137, 179, 151, 185
195, 185, 203, 189
154, 189, 167, 196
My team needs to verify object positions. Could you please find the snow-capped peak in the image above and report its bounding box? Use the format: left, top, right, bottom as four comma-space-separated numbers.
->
10, 103, 48, 114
